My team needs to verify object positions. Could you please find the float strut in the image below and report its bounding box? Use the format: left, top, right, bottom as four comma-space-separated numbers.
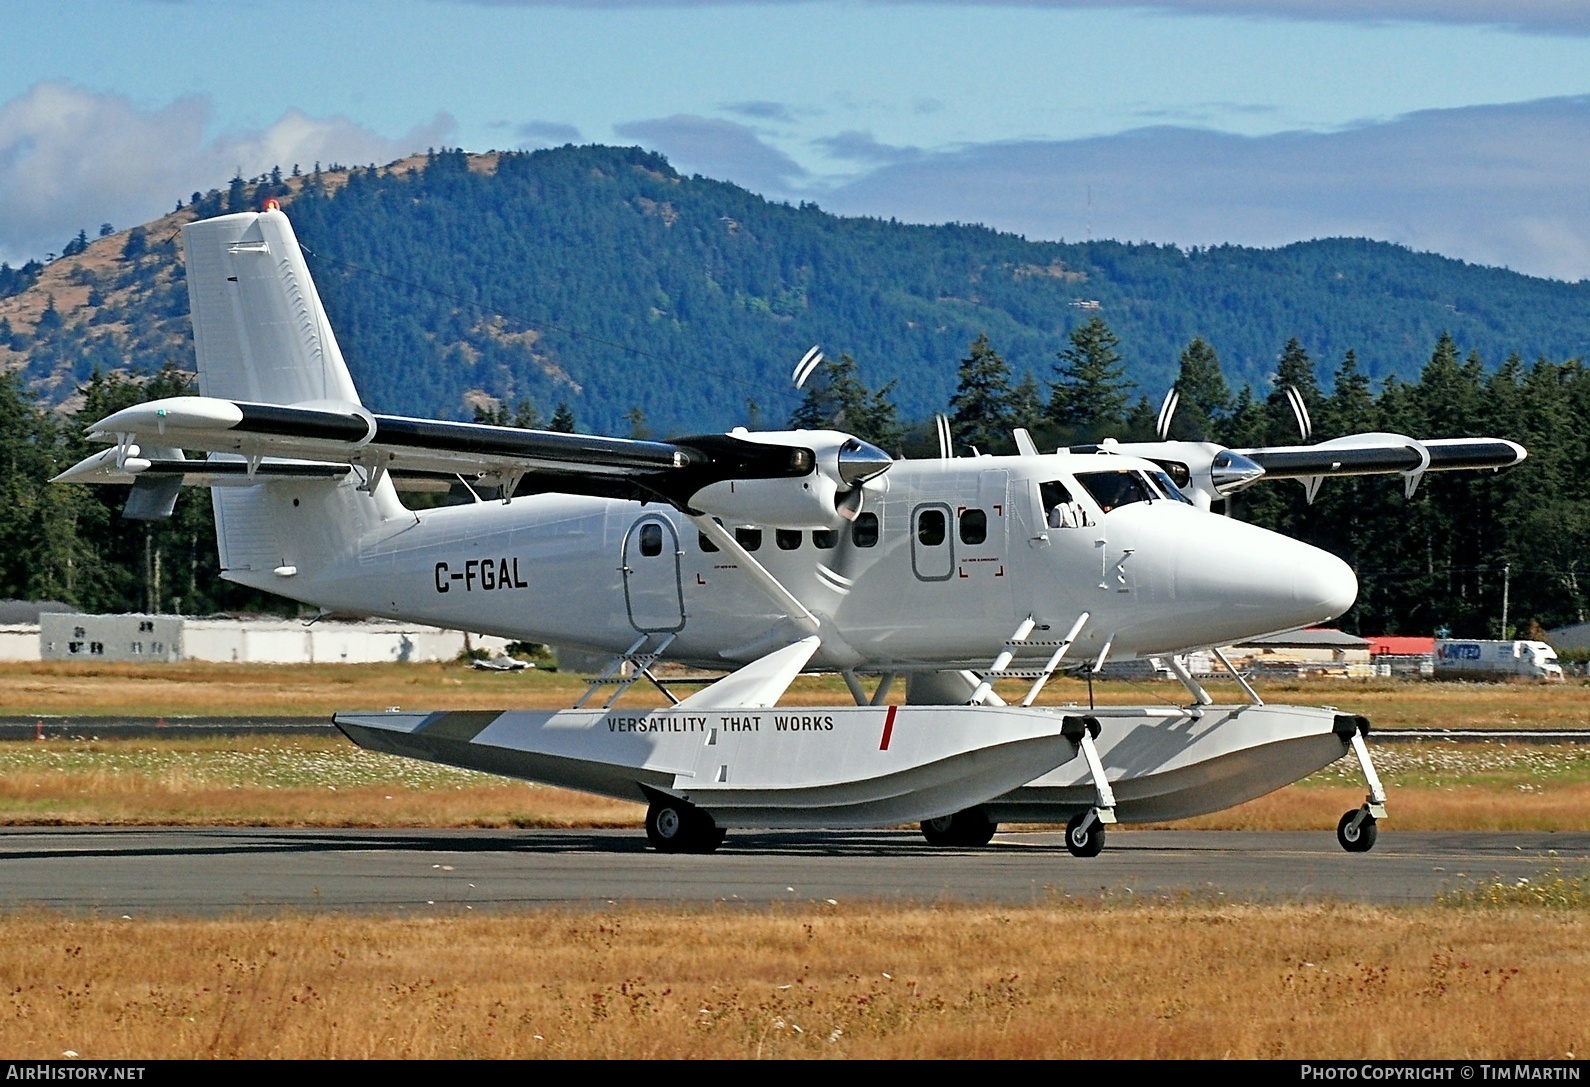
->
1062, 715, 1118, 825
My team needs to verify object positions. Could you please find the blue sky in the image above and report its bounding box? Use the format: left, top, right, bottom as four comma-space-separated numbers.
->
5, 1, 1590, 278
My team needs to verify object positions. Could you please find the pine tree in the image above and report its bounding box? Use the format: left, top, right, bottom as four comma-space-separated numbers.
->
1171, 336, 1233, 440
948, 334, 1015, 454
1047, 316, 1133, 442
549, 402, 577, 433
1265, 338, 1320, 443
1009, 372, 1045, 434
787, 352, 902, 451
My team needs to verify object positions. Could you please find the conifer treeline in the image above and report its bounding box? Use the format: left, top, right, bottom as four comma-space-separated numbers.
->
788, 321, 1588, 639
3, 319, 1584, 638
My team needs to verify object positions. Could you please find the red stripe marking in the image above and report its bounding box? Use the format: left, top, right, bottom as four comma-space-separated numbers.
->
879, 704, 898, 751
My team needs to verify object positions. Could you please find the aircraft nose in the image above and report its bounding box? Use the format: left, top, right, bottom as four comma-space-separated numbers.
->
1293, 546, 1358, 620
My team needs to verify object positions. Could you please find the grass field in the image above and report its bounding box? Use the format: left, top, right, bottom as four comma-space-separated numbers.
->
6, 660, 1590, 729
1, 900, 1585, 1059
1, 663, 1586, 1060
2, 662, 1588, 829
0, 734, 1585, 830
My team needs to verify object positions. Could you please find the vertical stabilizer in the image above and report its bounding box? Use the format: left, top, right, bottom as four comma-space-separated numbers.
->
183, 209, 402, 597
184, 209, 360, 407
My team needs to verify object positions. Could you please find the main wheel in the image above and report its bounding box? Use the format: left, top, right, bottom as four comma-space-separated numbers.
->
646, 798, 726, 854
1336, 809, 1377, 853
920, 808, 998, 847
646, 799, 692, 853
1065, 811, 1106, 858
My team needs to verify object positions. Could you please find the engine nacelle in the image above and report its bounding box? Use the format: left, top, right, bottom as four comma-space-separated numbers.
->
688, 428, 892, 529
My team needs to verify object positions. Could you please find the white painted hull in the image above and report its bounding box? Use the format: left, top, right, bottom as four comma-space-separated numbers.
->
988, 703, 1358, 824
335, 704, 1080, 828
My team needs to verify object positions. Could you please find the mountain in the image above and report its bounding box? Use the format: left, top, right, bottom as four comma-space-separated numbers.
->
5, 145, 1590, 435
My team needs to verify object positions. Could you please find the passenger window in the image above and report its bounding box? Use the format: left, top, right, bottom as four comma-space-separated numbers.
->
812, 529, 838, 550
1076, 470, 1153, 513
917, 508, 946, 547
851, 512, 879, 548
639, 523, 663, 557
776, 529, 802, 551
959, 508, 988, 545
735, 526, 763, 551
699, 516, 723, 552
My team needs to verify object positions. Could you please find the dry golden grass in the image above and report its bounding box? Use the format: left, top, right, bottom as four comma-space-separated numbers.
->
0, 729, 1585, 830
5, 659, 1589, 728
0, 736, 644, 828
0, 904, 1584, 1059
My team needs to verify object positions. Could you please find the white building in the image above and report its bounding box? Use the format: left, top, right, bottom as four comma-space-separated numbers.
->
35, 612, 509, 664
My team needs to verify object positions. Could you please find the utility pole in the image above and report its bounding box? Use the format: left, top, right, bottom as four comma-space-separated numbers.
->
1500, 562, 1510, 640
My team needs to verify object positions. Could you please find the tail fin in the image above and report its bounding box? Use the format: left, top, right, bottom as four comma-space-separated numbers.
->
184, 208, 360, 407
183, 209, 402, 597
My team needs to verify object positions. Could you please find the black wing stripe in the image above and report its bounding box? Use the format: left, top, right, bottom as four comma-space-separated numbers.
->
370, 415, 689, 471
1242, 447, 1424, 476
235, 403, 370, 442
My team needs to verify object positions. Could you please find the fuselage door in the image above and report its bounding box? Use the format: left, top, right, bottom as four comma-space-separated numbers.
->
622, 516, 685, 632
911, 502, 955, 581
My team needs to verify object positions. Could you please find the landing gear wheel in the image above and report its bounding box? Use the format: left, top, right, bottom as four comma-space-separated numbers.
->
646, 799, 725, 854
646, 799, 691, 853
1065, 810, 1106, 858
920, 808, 998, 847
1337, 809, 1377, 853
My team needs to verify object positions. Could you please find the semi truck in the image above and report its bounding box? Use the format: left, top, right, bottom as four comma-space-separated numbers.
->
1433, 639, 1564, 681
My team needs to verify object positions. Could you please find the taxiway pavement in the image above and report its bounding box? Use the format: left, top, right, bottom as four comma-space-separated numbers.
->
0, 828, 1582, 915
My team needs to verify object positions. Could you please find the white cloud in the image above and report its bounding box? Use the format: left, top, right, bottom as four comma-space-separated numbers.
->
613, 114, 807, 194
0, 82, 454, 265
821, 96, 1590, 281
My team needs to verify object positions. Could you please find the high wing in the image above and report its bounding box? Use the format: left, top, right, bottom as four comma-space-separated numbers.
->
1099, 431, 1526, 508
52, 396, 815, 508
1235, 433, 1526, 481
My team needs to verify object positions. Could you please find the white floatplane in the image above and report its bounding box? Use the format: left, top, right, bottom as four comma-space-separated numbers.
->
54, 207, 1521, 855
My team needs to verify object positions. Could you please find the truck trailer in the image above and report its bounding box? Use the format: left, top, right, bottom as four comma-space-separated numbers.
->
1433, 639, 1564, 680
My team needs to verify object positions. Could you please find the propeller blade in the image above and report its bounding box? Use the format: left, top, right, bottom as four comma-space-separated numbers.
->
1284, 385, 1313, 442
1155, 388, 1179, 441
935, 414, 952, 459
792, 346, 824, 389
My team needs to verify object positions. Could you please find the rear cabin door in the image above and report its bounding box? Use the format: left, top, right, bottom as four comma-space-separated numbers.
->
622, 516, 685, 632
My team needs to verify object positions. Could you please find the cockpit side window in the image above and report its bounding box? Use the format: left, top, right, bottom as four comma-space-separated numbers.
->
1075, 470, 1154, 513
1040, 480, 1090, 529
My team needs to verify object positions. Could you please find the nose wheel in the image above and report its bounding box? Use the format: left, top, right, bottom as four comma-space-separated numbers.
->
1337, 808, 1378, 853
1332, 715, 1388, 853
1065, 809, 1107, 857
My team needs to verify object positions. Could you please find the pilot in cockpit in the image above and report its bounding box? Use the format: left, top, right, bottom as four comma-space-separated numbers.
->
1041, 480, 1089, 529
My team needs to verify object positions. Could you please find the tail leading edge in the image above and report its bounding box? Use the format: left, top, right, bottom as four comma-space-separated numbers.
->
182, 209, 403, 596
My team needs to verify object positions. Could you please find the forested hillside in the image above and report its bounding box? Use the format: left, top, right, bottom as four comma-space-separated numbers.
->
4, 145, 1590, 435
4, 145, 1590, 640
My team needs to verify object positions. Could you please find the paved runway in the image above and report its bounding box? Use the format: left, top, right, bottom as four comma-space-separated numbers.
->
0, 827, 1583, 915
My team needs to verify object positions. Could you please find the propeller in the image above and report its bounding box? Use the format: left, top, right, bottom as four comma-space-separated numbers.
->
1155, 388, 1180, 441
1284, 384, 1313, 441
791, 345, 824, 389
935, 413, 953, 459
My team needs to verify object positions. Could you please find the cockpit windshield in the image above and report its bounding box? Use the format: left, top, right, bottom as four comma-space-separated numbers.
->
1075, 470, 1156, 512
1146, 469, 1195, 505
